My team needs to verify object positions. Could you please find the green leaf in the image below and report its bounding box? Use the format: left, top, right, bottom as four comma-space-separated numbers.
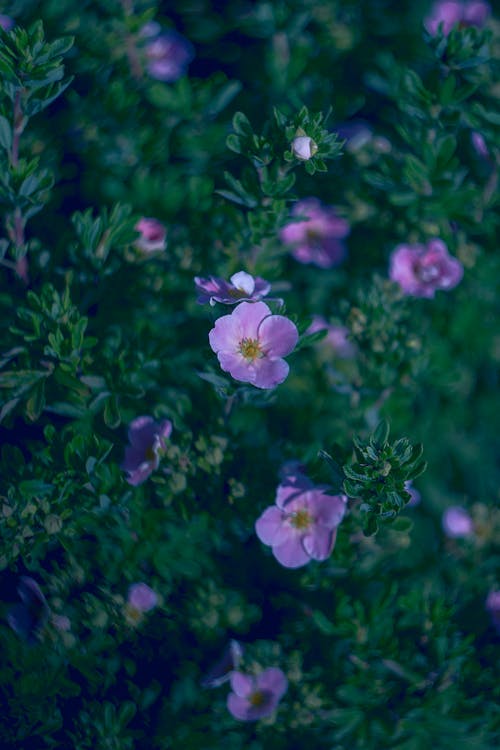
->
232, 111, 253, 136
0, 115, 12, 151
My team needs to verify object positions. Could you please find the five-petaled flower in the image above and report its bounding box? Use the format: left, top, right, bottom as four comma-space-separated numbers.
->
141, 23, 194, 82
127, 582, 158, 613
135, 217, 167, 254
389, 239, 463, 298
195, 271, 271, 306
442, 506, 473, 538
208, 301, 298, 389
280, 198, 350, 268
122, 416, 172, 486
425, 0, 490, 36
255, 473, 347, 568
227, 668, 288, 721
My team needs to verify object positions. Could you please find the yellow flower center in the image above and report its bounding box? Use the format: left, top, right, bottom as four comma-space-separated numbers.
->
239, 337, 263, 362
249, 690, 267, 707
290, 509, 312, 530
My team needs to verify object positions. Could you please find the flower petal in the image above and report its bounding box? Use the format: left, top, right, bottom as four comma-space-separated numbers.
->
255, 506, 288, 546
227, 693, 252, 721
302, 526, 336, 561
257, 668, 288, 700
230, 271, 255, 295
258, 315, 299, 357
209, 312, 241, 353
252, 357, 290, 389
308, 491, 347, 528
272, 535, 311, 568
230, 671, 254, 697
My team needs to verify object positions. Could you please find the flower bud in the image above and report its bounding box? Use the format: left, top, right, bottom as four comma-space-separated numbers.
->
291, 135, 318, 161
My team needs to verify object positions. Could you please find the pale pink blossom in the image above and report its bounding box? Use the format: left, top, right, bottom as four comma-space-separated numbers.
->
389, 239, 463, 298
0, 15, 14, 30
127, 582, 158, 613
280, 199, 349, 268
405, 481, 421, 507
122, 416, 172, 486
227, 668, 288, 721
195, 271, 271, 306
255, 475, 347, 568
208, 301, 298, 389
306, 316, 356, 358
135, 217, 167, 253
442, 506, 473, 538
142, 26, 194, 82
425, 1, 490, 35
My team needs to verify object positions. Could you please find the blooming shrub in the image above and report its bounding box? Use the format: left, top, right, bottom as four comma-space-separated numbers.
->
0, 2, 498, 749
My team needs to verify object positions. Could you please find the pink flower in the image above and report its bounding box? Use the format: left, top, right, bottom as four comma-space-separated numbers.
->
442, 506, 473, 538
142, 26, 194, 82
389, 239, 463, 298
122, 416, 172, 486
306, 316, 356, 358
195, 271, 271, 306
127, 582, 158, 613
425, 1, 490, 35
255, 474, 347, 568
227, 668, 288, 721
0, 15, 14, 31
280, 199, 350, 268
471, 131, 489, 159
208, 301, 298, 389
135, 217, 167, 253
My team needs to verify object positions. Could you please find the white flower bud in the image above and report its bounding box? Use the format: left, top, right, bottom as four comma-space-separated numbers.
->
291, 135, 318, 161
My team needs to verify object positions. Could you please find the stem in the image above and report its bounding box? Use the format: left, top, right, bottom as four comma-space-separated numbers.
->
120, 0, 143, 81
11, 90, 22, 168
7, 90, 29, 282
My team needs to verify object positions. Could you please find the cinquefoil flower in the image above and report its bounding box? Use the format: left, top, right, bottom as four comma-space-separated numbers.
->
135, 217, 167, 253
442, 506, 473, 538
195, 271, 271, 306
209, 301, 298, 389
280, 199, 349, 268
127, 583, 158, 613
122, 416, 172, 486
389, 239, 463, 298
227, 668, 288, 721
425, 1, 490, 35
255, 474, 347, 568
141, 25, 194, 82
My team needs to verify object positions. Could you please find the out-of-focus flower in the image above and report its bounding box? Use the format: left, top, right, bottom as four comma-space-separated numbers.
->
471, 131, 489, 159
485, 590, 500, 632
227, 668, 288, 721
141, 24, 194, 82
208, 301, 298, 389
291, 135, 318, 161
7, 576, 50, 642
405, 481, 421, 507
122, 416, 172, 486
280, 199, 350, 268
52, 614, 71, 632
389, 239, 463, 298
135, 217, 167, 253
127, 582, 158, 613
201, 639, 244, 688
306, 316, 356, 358
195, 271, 271, 306
425, 1, 490, 35
255, 475, 347, 568
0, 15, 14, 30
442, 506, 474, 538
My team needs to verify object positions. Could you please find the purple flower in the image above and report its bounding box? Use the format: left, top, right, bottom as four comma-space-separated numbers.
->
425, 1, 490, 35
280, 199, 350, 268
255, 475, 347, 568
405, 481, 421, 507
0, 15, 14, 31
486, 590, 500, 632
442, 506, 474, 538
142, 26, 194, 82
135, 217, 167, 253
306, 316, 356, 358
389, 238, 463, 298
208, 301, 298, 389
127, 582, 158, 613
471, 131, 489, 159
122, 416, 172, 486
227, 668, 288, 721
195, 271, 271, 306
